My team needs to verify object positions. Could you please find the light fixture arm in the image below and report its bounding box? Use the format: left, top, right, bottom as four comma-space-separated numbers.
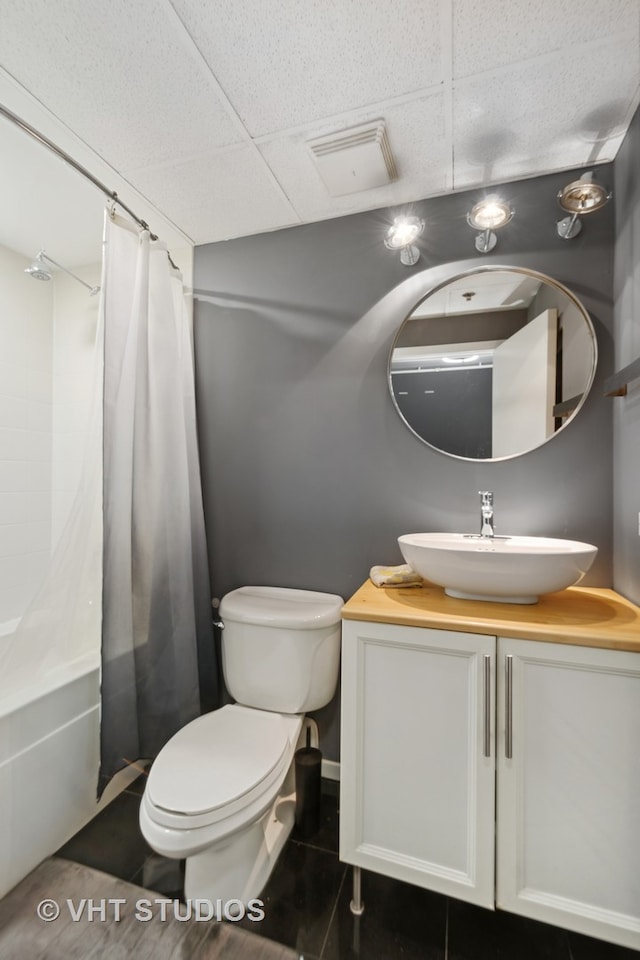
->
474, 228, 497, 254
399, 245, 420, 266
556, 211, 582, 241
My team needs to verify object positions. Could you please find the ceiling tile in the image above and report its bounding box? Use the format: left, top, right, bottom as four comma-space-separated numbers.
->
259, 93, 450, 222
453, 36, 639, 189
0, 0, 243, 171
453, 0, 640, 78
126, 145, 300, 244
170, 0, 445, 137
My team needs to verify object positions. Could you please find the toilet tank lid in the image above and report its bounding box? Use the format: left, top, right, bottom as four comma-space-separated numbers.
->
220, 586, 343, 628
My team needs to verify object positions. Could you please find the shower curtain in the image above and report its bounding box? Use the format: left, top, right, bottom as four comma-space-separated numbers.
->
99, 213, 215, 794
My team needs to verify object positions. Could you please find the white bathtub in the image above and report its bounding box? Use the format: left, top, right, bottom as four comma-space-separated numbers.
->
0, 623, 103, 899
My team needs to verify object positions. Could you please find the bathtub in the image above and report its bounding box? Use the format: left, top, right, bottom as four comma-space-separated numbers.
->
0, 617, 103, 899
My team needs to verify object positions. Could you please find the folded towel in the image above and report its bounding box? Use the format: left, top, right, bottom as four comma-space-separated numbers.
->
369, 564, 423, 588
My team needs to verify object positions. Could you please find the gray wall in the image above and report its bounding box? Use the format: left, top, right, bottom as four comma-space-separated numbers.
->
613, 107, 640, 604
193, 166, 614, 759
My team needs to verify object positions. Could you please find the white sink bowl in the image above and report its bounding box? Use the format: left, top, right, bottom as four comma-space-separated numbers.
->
398, 533, 598, 604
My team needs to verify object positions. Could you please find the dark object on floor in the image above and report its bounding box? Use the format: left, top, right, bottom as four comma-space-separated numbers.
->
0, 858, 298, 960
141, 852, 184, 898
295, 727, 322, 839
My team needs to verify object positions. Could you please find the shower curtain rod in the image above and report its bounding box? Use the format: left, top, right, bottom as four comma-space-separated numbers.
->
0, 102, 179, 268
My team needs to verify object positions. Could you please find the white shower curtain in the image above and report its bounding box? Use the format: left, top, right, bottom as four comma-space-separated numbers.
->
99, 213, 214, 793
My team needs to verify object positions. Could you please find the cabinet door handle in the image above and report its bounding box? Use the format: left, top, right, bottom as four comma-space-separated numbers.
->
483, 654, 491, 758
505, 654, 513, 759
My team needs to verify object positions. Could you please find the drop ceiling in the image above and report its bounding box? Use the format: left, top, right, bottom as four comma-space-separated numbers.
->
0, 0, 639, 251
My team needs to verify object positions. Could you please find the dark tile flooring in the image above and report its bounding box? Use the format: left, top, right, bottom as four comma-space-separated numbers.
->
56, 777, 638, 960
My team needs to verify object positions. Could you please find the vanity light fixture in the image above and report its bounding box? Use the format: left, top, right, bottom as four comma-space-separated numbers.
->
384, 216, 425, 266
556, 171, 612, 240
467, 196, 514, 254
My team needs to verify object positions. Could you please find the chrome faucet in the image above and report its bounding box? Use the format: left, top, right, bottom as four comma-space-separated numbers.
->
479, 491, 495, 538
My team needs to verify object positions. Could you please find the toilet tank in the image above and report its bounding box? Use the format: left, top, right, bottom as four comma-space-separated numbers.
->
219, 586, 343, 713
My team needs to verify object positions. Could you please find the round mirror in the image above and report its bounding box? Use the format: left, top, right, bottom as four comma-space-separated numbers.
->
388, 266, 597, 461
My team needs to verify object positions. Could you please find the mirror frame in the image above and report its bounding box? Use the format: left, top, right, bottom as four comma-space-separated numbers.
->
387, 264, 598, 462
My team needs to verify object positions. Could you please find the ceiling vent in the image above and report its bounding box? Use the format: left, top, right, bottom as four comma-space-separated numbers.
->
306, 120, 398, 197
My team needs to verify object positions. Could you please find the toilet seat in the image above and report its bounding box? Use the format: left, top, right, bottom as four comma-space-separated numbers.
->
144, 704, 299, 831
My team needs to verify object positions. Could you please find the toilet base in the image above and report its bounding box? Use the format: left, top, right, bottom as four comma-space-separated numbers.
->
184, 767, 296, 906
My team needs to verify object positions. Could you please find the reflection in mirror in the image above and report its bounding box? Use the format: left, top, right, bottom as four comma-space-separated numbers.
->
388, 267, 597, 461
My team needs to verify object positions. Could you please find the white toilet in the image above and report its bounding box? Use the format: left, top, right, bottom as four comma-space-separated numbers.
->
139, 586, 343, 905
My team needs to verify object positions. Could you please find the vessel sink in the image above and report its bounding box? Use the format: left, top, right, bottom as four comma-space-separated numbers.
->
398, 533, 598, 604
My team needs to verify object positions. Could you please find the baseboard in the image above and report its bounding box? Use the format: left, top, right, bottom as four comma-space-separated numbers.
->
321, 759, 340, 781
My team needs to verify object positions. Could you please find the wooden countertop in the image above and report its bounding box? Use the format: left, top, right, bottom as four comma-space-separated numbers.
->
342, 580, 640, 652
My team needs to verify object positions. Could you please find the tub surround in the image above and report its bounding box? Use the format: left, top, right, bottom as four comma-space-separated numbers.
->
0, 666, 98, 900
0, 661, 138, 900
342, 579, 640, 651
0, 243, 52, 625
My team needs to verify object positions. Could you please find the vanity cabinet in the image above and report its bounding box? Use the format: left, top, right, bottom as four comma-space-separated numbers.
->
339, 620, 496, 907
496, 637, 640, 948
340, 601, 640, 951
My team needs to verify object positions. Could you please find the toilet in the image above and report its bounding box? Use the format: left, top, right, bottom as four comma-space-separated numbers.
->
139, 586, 343, 905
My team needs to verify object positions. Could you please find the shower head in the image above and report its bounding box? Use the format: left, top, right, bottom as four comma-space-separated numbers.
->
23, 249, 100, 296
24, 252, 52, 281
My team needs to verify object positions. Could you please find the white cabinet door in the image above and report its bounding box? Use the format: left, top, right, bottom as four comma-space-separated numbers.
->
496, 637, 640, 951
340, 620, 496, 907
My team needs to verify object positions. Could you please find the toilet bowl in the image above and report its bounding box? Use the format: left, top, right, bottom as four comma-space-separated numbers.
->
139, 586, 343, 905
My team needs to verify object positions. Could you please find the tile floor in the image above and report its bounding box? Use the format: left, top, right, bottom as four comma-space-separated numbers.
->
56, 777, 638, 960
